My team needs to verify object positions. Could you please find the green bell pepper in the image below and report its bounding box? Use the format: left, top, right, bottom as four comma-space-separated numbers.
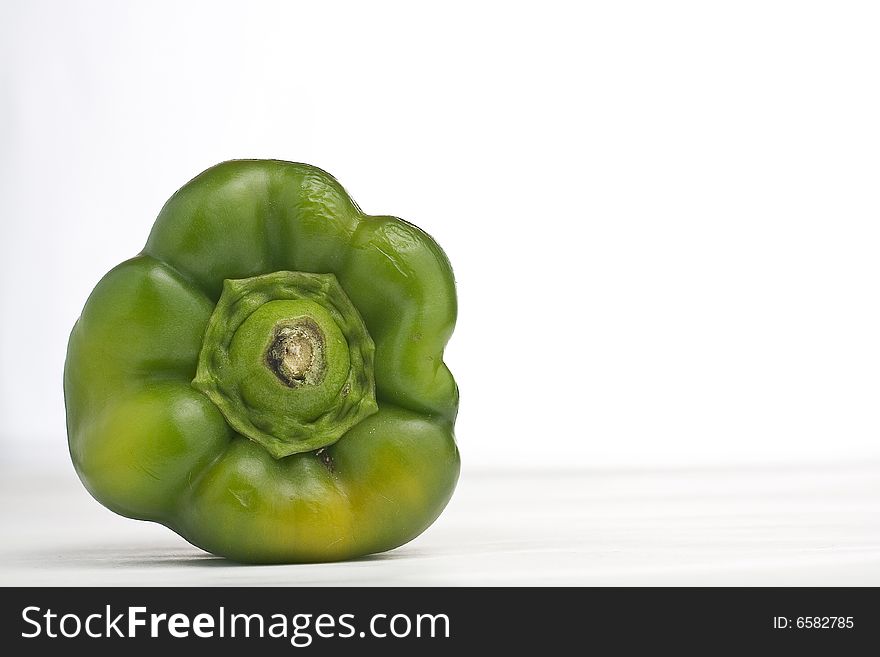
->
64, 160, 460, 563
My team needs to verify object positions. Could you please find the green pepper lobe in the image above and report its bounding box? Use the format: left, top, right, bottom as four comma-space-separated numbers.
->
193, 272, 378, 458
64, 160, 460, 563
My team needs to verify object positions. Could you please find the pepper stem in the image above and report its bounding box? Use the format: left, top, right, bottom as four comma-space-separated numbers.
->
266, 318, 326, 387
192, 271, 378, 458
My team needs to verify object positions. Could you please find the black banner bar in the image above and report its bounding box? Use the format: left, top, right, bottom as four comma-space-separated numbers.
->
1, 587, 875, 653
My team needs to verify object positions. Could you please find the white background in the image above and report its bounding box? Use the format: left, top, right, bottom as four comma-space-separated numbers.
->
3, 0, 880, 471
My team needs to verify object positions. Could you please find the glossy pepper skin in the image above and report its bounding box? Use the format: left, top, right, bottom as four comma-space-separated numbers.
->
64, 160, 459, 563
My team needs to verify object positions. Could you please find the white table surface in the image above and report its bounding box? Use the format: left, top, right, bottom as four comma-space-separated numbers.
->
1, 463, 878, 586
